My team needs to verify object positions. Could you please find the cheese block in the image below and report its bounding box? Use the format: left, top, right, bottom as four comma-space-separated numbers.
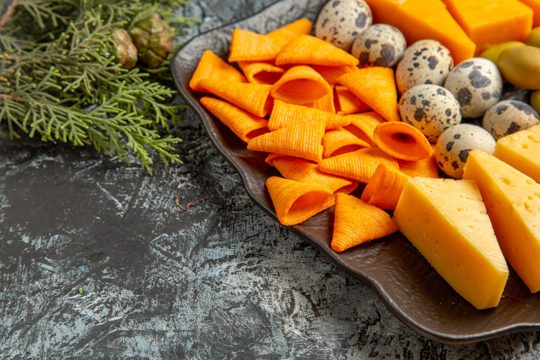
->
463, 150, 540, 293
494, 124, 540, 183
365, 0, 475, 64
443, 0, 533, 52
394, 177, 508, 309
520, 0, 540, 26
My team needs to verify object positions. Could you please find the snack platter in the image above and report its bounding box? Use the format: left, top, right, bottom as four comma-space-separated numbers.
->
171, 0, 540, 343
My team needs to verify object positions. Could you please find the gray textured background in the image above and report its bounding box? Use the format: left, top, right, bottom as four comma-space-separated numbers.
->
1, 0, 540, 358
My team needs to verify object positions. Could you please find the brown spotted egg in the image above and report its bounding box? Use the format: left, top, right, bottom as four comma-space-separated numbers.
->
315, 0, 372, 51
482, 100, 540, 140
444, 58, 503, 119
399, 84, 462, 143
351, 24, 406, 67
435, 124, 496, 179
396, 40, 454, 95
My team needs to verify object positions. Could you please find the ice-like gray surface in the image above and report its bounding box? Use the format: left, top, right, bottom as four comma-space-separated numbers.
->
1, 0, 540, 358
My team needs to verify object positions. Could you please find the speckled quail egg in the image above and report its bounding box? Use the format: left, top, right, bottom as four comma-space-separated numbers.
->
435, 124, 496, 179
444, 58, 503, 119
351, 24, 406, 67
395, 40, 454, 95
399, 84, 462, 143
315, 0, 372, 51
482, 100, 540, 140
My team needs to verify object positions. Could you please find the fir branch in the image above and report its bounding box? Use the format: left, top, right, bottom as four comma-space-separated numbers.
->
0, 0, 192, 173
1, 84, 182, 173
18, 0, 73, 29
0, 33, 33, 51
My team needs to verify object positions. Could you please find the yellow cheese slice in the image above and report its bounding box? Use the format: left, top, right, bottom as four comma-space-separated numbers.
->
365, 0, 476, 64
443, 0, 533, 52
494, 124, 540, 184
394, 177, 508, 309
463, 150, 540, 293
520, 0, 540, 26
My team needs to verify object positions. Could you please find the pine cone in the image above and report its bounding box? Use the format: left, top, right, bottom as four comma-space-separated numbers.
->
130, 14, 175, 68
112, 29, 138, 69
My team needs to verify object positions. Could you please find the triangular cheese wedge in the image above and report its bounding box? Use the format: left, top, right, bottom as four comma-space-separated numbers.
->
494, 124, 540, 183
266, 176, 334, 226
463, 150, 540, 293
365, 0, 476, 64
394, 177, 509, 309
444, 0, 532, 52
229, 28, 282, 62
338, 68, 400, 122
331, 193, 398, 253
275, 35, 359, 67
521, 0, 540, 27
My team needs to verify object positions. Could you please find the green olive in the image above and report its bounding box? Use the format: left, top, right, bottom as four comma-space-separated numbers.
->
530, 90, 540, 114
480, 41, 525, 63
498, 45, 540, 90
526, 27, 540, 48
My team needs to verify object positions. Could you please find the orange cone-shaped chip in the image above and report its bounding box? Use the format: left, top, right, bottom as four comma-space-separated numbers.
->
313, 65, 358, 86
200, 97, 268, 142
266, 176, 335, 226
265, 153, 283, 167
190, 50, 246, 92
238, 61, 285, 85
276, 35, 359, 67
271, 156, 358, 194
323, 128, 370, 158
319, 148, 399, 183
271, 65, 332, 105
345, 112, 385, 146
199, 78, 273, 117
267, 18, 313, 48
337, 67, 400, 122
248, 119, 325, 162
335, 86, 370, 115
398, 146, 439, 178
269, 100, 350, 131
361, 164, 409, 210
304, 92, 336, 113
229, 28, 282, 62
331, 193, 398, 253
373, 121, 433, 161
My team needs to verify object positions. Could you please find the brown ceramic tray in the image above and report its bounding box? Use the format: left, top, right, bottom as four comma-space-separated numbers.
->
171, 0, 540, 344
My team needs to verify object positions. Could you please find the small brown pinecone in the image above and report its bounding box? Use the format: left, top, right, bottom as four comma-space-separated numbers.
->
112, 28, 138, 69
129, 14, 175, 68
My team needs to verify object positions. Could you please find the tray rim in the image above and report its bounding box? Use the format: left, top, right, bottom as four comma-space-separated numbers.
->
170, 0, 540, 344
